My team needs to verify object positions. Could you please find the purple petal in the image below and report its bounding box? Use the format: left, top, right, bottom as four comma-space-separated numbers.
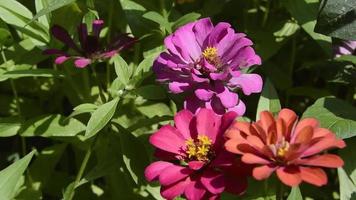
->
216, 87, 238, 108
227, 100, 246, 116
55, 56, 70, 64
92, 20, 104, 37
51, 25, 79, 52
229, 73, 263, 95
77, 23, 88, 51
43, 48, 67, 55
184, 95, 205, 114
169, 81, 190, 93
74, 58, 91, 68
195, 88, 214, 101
209, 71, 228, 80
208, 96, 226, 115
207, 22, 230, 47
192, 18, 214, 47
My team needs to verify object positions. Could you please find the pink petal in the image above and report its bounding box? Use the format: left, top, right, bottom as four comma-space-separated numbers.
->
159, 165, 192, 186
184, 179, 207, 200
229, 73, 263, 95
169, 81, 190, 93
174, 109, 195, 139
149, 125, 186, 154
195, 88, 214, 101
55, 56, 70, 64
196, 108, 221, 143
188, 161, 205, 170
216, 87, 238, 108
220, 111, 238, 132
192, 18, 214, 47
145, 161, 173, 181
200, 170, 225, 194
161, 178, 190, 200
228, 100, 246, 116
74, 58, 91, 68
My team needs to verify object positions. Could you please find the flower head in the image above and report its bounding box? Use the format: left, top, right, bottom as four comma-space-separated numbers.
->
44, 20, 136, 68
332, 39, 356, 57
145, 109, 249, 200
224, 108, 346, 187
153, 18, 262, 115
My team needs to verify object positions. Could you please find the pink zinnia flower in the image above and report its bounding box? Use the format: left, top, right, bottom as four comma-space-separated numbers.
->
153, 18, 262, 115
145, 109, 249, 200
332, 39, 356, 57
224, 108, 346, 187
44, 20, 136, 68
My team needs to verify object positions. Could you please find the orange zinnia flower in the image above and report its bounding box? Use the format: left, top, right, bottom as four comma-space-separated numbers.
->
224, 108, 346, 187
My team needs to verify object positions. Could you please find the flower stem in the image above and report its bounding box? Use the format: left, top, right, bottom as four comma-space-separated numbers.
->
90, 65, 106, 103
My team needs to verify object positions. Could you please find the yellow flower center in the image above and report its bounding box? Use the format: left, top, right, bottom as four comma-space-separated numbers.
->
276, 141, 290, 158
202, 47, 220, 65
185, 135, 213, 161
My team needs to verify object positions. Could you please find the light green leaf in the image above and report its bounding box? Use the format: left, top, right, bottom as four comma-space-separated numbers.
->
137, 103, 173, 118
287, 187, 303, 200
84, 98, 120, 139
0, 150, 36, 199
256, 79, 281, 120
172, 13, 201, 31
66, 103, 98, 119
142, 11, 171, 33
336, 55, 356, 65
35, 0, 51, 29
112, 55, 131, 85
0, 117, 21, 137
31, 0, 76, 23
302, 97, 356, 139
0, 0, 33, 19
338, 168, 356, 200
20, 114, 85, 137
0, 69, 65, 81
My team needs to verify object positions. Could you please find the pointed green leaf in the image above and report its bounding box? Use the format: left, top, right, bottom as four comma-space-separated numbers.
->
0, 150, 36, 199
31, 0, 76, 23
84, 98, 120, 139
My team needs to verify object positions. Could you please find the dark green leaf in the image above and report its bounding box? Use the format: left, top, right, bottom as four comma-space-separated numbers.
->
302, 97, 356, 139
31, 0, 76, 23
315, 0, 356, 40
136, 85, 167, 100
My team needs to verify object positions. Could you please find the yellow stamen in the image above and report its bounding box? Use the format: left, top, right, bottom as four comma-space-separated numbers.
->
276, 142, 290, 158
202, 47, 218, 61
185, 135, 213, 161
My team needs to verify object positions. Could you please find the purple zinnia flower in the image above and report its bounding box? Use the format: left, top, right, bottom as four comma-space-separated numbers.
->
153, 18, 263, 115
44, 20, 136, 68
332, 39, 356, 57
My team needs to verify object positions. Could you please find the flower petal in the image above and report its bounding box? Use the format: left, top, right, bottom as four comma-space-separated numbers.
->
228, 100, 246, 116
253, 165, 276, 180
161, 178, 190, 200
192, 18, 214, 47
149, 125, 186, 154
174, 109, 195, 139
188, 161, 205, 170
242, 153, 271, 164
159, 165, 192, 186
216, 87, 238, 108
74, 58, 91, 68
276, 166, 302, 187
300, 167, 327, 186
169, 81, 190, 93
196, 108, 221, 142
201, 170, 225, 194
145, 161, 173, 181
296, 154, 344, 168
184, 179, 207, 200
195, 88, 214, 101
50, 25, 79, 51
229, 74, 263, 95
55, 56, 70, 64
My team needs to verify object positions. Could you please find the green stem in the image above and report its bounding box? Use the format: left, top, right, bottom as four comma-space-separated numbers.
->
90, 65, 106, 103
66, 144, 93, 200
262, 0, 271, 27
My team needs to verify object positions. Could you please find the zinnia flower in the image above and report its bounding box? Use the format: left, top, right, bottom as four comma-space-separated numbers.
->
224, 108, 346, 187
145, 109, 249, 200
332, 39, 356, 57
153, 18, 262, 115
44, 20, 136, 68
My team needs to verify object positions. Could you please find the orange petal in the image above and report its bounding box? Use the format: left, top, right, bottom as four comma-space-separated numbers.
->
253, 165, 276, 180
225, 139, 244, 154
294, 118, 319, 134
296, 154, 344, 168
300, 167, 327, 186
276, 118, 286, 141
294, 126, 313, 144
246, 135, 265, 149
259, 111, 275, 133
276, 167, 302, 187
242, 153, 271, 164
277, 108, 298, 138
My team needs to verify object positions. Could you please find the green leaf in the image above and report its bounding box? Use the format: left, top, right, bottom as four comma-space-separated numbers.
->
115, 124, 149, 184
283, 0, 331, 53
338, 168, 356, 200
84, 98, 120, 140
66, 103, 98, 119
0, 117, 21, 137
35, 0, 51, 29
256, 78, 281, 120
287, 187, 303, 200
31, 0, 76, 23
20, 114, 85, 137
302, 97, 356, 139
137, 102, 173, 118
172, 13, 201, 31
339, 138, 356, 188
135, 85, 167, 100
0, 150, 35, 199
315, 0, 356, 40
0, 0, 33, 19
112, 55, 131, 85
142, 11, 172, 33
0, 28, 13, 46
0, 69, 65, 81
336, 55, 356, 65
